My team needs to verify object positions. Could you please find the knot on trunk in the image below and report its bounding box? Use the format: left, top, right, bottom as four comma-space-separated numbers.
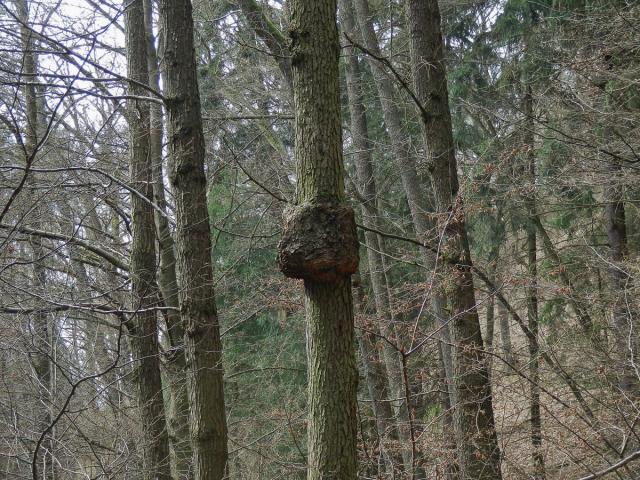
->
277, 202, 359, 283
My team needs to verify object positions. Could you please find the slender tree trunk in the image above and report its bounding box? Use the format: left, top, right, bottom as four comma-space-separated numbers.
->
124, 1, 172, 478
484, 266, 497, 377
17, 2, 54, 477
498, 301, 516, 367
604, 143, 636, 396
533, 216, 594, 335
277, 2, 358, 478
339, 0, 412, 472
405, 1, 502, 478
236, 0, 293, 90
350, 0, 430, 238
159, 0, 229, 477
350, 3, 456, 465
523, 85, 545, 479
142, 0, 193, 475
352, 274, 402, 477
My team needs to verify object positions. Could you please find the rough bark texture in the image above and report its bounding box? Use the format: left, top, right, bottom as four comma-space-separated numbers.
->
124, 1, 172, 478
159, 0, 229, 477
278, 203, 359, 282
283, 2, 358, 478
143, 0, 193, 473
405, 0, 502, 478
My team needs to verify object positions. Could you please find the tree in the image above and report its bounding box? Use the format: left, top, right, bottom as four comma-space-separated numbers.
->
123, 0, 172, 478
277, 1, 359, 478
158, 0, 229, 477
405, 0, 502, 478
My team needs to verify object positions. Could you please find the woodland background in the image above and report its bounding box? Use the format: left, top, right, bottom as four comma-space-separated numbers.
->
0, 0, 639, 478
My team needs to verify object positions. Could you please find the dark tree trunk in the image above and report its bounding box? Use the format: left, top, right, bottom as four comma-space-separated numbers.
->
159, 0, 229, 477
405, 0, 502, 478
605, 157, 636, 394
142, 0, 193, 474
523, 85, 545, 479
124, 1, 172, 478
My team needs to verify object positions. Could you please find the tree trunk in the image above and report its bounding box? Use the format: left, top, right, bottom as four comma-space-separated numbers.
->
124, 1, 172, 478
339, 0, 412, 472
352, 274, 403, 477
143, 0, 193, 474
498, 301, 516, 367
158, 0, 229, 477
236, 0, 293, 90
278, 2, 358, 478
405, 0, 502, 478
349, 2, 456, 463
485, 269, 497, 378
17, 1, 54, 477
604, 146, 636, 395
523, 85, 545, 479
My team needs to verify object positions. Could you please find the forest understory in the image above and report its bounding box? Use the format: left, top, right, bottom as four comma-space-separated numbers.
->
1, 0, 639, 479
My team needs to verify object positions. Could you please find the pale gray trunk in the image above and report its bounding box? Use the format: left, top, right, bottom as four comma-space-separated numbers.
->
339, 0, 413, 472
350, 0, 455, 464
352, 275, 403, 477
17, 1, 54, 476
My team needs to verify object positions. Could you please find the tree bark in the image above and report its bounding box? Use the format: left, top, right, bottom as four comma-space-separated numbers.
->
159, 0, 229, 477
279, 2, 358, 478
143, 0, 193, 474
523, 84, 544, 479
124, 1, 172, 478
498, 300, 516, 366
349, 1, 456, 461
352, 274, 403, 477
236, 0, 293, 90
405, 0, 502, 478
339, 0, 412, 472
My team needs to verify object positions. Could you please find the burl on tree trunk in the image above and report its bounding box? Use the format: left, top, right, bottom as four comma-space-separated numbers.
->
277, 202, 359, 283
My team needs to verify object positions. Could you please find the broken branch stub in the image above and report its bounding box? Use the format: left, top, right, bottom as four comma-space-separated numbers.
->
277, 202, 359, 283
